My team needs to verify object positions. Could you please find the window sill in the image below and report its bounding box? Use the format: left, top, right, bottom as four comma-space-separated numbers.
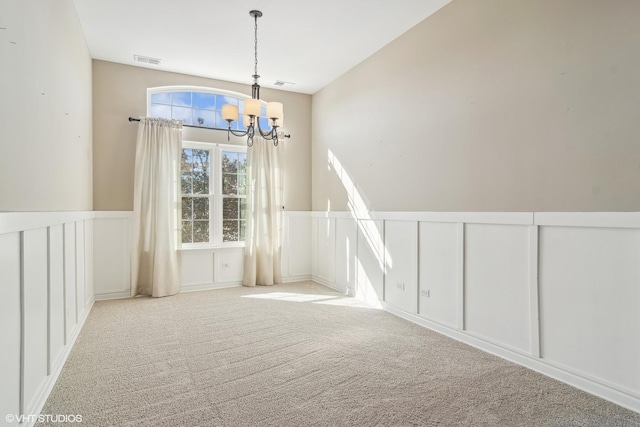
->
179, 242, 245, 251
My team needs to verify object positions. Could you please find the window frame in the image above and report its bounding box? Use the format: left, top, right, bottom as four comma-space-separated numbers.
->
180, 140, 247, 249
146, 86, 260, 249
146, 85, 272, 131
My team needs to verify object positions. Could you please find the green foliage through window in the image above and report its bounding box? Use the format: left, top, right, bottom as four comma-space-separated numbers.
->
221, 151, 247, 242
181, 149, 211, 243
178, 145, 247, 245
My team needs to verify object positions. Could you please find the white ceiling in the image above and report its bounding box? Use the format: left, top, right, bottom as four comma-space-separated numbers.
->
73, 0, 451, 95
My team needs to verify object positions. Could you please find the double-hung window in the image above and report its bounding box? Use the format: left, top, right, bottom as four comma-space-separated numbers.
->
180, 142, 247, 246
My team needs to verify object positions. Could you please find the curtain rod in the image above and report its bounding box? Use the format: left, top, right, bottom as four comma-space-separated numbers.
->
127, 117, 291, 139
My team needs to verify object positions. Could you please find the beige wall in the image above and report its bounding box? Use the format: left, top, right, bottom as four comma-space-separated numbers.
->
312, 0, 640, 212
93, 60, 312, 211
0, 0, 93, 211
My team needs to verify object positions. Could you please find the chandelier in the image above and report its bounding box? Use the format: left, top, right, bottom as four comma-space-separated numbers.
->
221, 10, 284, 147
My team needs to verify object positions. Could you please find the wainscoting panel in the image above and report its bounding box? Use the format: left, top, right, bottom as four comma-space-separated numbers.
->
539, 226, 640, 394
315, 217, 336, 283
0, 211, 95, 426
180, 250, 214, 289
93, 213, 131, 299
281, 215, 291, 277
0, 232, 21, 425
216, 248, 244, 284
84, 220, 95, 308
311, 217, 318, 277
75, 222, 86, 323
356, 219, 384, 306
49, 225, 66, 371
418, 221, 459, 328
464, 224, 531, 353
284, 214, 312, 279
180, 247, 245, 291
384, 220, 418, 314
22, 228, 49, 416
335, 218, 357, 294
64, 223, 77, 338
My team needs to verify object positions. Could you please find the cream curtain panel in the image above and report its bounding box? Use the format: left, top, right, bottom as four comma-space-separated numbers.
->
131, 117, 183, 297
243, 138, 284, 286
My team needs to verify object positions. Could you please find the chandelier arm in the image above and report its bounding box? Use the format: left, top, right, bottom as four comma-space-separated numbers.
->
255, 119, 279, 146
228, 129, 249, 137
255, 118, 274, 139
258, 129, 276, 140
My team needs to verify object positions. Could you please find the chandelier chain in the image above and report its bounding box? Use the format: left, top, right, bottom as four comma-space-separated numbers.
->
254, 14, 259, 79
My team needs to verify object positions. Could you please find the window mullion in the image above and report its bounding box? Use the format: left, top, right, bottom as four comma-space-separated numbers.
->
210, 146, 217, 245
215, 145, 222, 246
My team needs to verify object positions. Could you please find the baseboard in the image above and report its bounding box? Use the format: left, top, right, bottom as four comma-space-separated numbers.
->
383, 304, 640, 415
96, 280, 311, 298
311, 276, 348, 294
282, 274, 312, 283
182, 278, 315, 291
94, 291, 131, 301
180, 282, 243, 292
24, 299, 95, 427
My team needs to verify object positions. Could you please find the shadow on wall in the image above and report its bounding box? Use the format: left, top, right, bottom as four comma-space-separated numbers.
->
327, 149, 392, 307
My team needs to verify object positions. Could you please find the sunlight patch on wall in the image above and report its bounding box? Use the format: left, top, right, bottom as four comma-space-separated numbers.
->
327, 149, 392, 271
356, 258, 383, 308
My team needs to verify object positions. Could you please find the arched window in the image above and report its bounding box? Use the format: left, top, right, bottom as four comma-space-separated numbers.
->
147, 86, 271, 131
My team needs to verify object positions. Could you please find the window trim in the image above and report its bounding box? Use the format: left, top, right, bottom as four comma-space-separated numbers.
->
180, 141, 247, 249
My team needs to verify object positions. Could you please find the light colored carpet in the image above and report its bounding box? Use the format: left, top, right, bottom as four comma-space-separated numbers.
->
38, 281, 640, 426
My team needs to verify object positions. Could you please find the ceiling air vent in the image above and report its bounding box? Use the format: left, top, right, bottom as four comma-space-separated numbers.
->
134, 54, 161, 65
274, 80, 295, 87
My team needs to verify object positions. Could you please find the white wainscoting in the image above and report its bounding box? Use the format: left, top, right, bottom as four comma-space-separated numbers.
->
179, 247, 245, 291
283, 213, 313, 280
178, 212, 313, 291
0, 212, 94, 427
92, 212, 313, 298
309, 211, 640, 414
3, 209, 639, 420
